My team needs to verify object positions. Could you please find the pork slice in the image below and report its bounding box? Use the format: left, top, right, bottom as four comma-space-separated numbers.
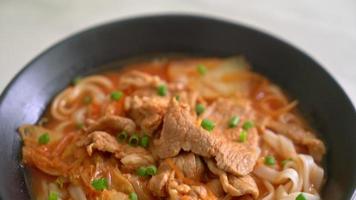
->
125, 95, 169, 135
153, 99, 258, 176
77, 131, 154, 168
86, 115, 136, 133
206, 159, 259, 199
148, 153, 205, 197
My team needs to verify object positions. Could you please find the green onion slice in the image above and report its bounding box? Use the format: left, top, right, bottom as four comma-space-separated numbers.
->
136, 166, 147, 177
264, 155, 276, 166
38, 133, 50, 145
129, 192, 138, 200
128, 134, 139, 146
139, 135, 149, 148
242, 120, 254, 130
157, 84, 167, 96
296, 193, 307, 200
91, 178, 108, 191
146, 165, 157, 176
201, 119, 215, 132
197, 64, 207, 75
195, 104, 205, 116
228, 116, 240, 128
239, 130, 248, 142
117, 132, 128, 143
48, 191, 58, 200
110, 91, 124, 101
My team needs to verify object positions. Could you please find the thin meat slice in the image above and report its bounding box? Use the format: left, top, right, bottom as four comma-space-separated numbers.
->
148, 153, 205, 197
125, 95, 169, 135
77, 131, 154, 169
153, 99, 259, 176
206, 159, 259, 199
86, 115, 136, 133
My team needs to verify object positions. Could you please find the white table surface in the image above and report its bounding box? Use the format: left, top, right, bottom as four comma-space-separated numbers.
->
1, 0, 355, 106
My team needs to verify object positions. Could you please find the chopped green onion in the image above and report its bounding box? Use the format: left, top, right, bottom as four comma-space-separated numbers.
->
146, 165, 157, 176
201, 119, 215, 132
48, 191, 58, 200
72, 76, 82, 85
239, 130, 248, 142
195, 104, 205, 116
136, 166, 147, 177
197, 64, 207, 75
83, 96, 92, 105
281, 158, 293, 167
139, 135, 149, 148
117, 132, 128, 143
157, 84, 167, 96
91, 178, 108, 191
242, 120, 254, 130
175, 95, 180, 101
38, 133, 50, 145
110, 91, 123, 101
228, 116, 240, 128
265, 155, 276, 166
296, 193, 307, 200
128, 134, 139, 146
129, 192, 138, 200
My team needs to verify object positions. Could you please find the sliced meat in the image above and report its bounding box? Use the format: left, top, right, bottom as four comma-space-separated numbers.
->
77, 131, 119, 156
266, 120, 326, 162
119, 70, 163, 89
86, 115, 136, 133
77, 131, 154, 169
153, 99, 259, 176
125, 174, 155, 200
173, 153, 205, 181
100, 190, 129, 200
202, 99, 258, 147
148, 153, 205, 197
206, 159, 259, 199
148, 169, 171, 197
125, 95, 169, 135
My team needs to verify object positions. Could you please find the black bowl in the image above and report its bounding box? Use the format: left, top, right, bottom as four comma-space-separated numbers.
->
0, 15, 355, 200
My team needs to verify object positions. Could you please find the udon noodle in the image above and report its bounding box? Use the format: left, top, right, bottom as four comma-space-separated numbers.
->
19, 56, 326, 200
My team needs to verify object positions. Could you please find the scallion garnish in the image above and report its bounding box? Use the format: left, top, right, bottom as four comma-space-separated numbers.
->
136, 166, 147, 177
242, 120, 254, 130
117, 131, 128, 143
48, 191, 58, 200
201, 119, 215, 132
38, 133, 50, 145
110, 91, 123, 101
139, 135, 149, 148
264, 155, 276, 166
91, 178, 108, 191
146, 165, 157, 176
129, 192, 138, 200
296, 193, 307, 200
128, 134, 139, 146
195, 104, 205, 116
157, 84, 167, 96
239, 130, 248, 142
228, 116, 240, 128
197, 64, 207, 75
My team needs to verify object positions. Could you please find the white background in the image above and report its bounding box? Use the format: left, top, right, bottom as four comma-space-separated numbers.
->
0, 0, 355, 106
